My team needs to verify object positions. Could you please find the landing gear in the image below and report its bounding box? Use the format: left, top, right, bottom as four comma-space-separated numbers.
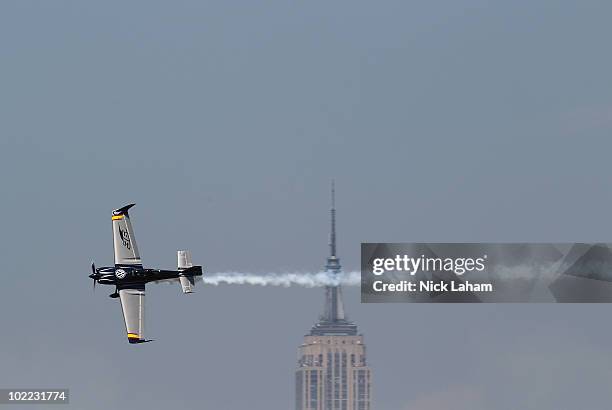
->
109, 287, 119, 298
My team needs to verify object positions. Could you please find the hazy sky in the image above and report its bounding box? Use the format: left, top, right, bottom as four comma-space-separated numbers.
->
2, 1, 612, 409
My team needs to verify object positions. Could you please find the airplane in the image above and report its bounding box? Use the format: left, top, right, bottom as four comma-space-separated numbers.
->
89, 204, 203, 344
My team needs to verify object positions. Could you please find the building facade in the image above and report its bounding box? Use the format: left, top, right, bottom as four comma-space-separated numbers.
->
296, 183, 372, 410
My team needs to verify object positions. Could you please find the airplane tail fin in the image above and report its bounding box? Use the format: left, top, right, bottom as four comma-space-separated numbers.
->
177, 250, 203, 294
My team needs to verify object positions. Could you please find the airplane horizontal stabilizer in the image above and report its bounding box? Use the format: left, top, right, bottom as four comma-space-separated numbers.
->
177, 250, 203, 293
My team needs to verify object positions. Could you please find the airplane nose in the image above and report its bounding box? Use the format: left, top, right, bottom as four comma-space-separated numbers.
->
89, 273, 96, 279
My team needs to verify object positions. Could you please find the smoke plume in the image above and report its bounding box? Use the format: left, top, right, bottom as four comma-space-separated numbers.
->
202, 271, 360, 287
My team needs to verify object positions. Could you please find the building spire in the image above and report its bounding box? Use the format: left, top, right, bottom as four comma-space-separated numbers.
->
324, 180, 345, 323
329, 179, 337, 258
325, 180, 341, 273
310, 181, 357, 335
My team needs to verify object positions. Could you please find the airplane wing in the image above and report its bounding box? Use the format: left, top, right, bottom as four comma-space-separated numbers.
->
118, 284, 147, 343
112, 204, 142, 266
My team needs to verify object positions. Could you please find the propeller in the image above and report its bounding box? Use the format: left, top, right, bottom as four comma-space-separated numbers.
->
90, 262, 97, 292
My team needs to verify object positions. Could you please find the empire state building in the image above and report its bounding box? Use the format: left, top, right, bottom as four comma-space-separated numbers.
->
295, 183, 372, 410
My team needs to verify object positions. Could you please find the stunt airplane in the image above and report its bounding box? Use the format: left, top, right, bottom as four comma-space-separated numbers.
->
89, 204, 203, 344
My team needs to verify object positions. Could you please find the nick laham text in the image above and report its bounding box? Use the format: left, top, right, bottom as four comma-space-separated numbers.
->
372, 280, 493, 293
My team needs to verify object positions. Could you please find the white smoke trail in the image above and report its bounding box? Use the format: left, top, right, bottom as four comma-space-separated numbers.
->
202, 271, 361, 287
